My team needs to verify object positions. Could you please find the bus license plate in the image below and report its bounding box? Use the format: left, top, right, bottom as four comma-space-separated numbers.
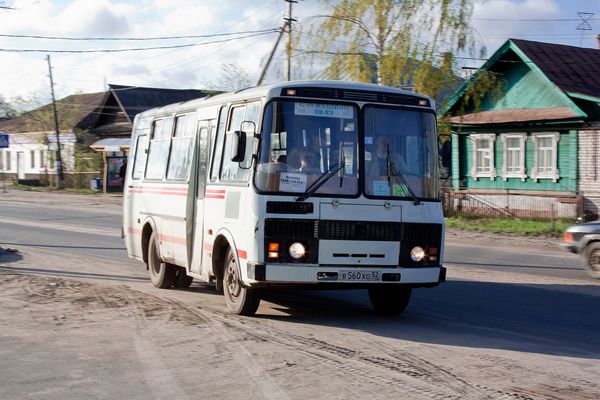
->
339, 270, 381, 282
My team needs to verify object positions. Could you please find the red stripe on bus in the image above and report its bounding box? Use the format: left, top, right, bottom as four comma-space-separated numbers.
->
205, 189, 226, 194
127, 227, 142, 235
129, 189, 187, 196
128, 185, 187, 192
205, 194, 225, 199
159, 234, 187, 246
204, 243, 213, 252
237, 249, 247, 260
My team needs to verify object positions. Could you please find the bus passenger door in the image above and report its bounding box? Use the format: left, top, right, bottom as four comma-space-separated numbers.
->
188, 122, 211, 274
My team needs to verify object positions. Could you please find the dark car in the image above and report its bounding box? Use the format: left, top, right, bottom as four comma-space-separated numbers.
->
562, 221, 600, 279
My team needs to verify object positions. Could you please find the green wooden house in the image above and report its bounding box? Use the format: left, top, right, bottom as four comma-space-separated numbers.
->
444, 38, 600, 219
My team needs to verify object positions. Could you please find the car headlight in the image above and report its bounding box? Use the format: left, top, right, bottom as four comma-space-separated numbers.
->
289, 242, 306, 259
410, 246, 425, 262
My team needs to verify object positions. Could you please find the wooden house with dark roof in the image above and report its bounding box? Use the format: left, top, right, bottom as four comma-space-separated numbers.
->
0, 85, 213, 188
444, 38, 600, 219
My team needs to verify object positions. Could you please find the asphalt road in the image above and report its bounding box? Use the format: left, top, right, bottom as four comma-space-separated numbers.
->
0, 194, 586, 280
1, 191, 600, 399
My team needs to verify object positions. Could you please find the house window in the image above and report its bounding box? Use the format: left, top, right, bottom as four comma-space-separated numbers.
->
501, 133, 526, 181
31, 150, 36, 169
6, 151, 11, 171
0, 151, 4, 171
470, 134, 496, 180
531, 132, 560, 182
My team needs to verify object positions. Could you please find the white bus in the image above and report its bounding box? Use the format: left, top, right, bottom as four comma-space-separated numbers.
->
123, 80, 445, 316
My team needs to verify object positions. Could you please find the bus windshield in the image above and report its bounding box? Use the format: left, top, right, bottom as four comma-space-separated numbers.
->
256, 101, 359, 196
363, 106, 439, 200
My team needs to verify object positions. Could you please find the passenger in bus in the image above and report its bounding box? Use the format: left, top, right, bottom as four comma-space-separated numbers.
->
366, 134, 408, 176
297, 150, 320, 174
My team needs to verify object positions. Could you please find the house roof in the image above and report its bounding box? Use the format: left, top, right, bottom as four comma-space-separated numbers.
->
444, 39, 600, 125
0, 91, 106, 134
108, 84, 213, 122
0, 85, 215, 136
511, 39, 600, 99
450, 107, 581, 125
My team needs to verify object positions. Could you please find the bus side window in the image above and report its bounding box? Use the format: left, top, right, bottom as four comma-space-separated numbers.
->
131, 135, 148, 180
197, 126, 209, 198
145, 117, 174, 180
166, 113, 197, 181
210, 106, 227, 181
221, 101, 260, 182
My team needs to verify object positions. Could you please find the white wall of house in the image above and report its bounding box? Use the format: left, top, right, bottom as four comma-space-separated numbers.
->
0, 132, 76, 176
578, 129, 600, 214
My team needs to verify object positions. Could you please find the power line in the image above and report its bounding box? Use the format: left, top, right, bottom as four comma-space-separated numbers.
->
0, 30, 278, 53
473, 17, 599, 22
0, 28, 279, 41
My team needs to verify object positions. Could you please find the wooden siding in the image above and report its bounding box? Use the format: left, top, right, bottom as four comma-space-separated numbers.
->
454, 130, 577, 193
481, 62, 572, 111
578, 130, 600, 212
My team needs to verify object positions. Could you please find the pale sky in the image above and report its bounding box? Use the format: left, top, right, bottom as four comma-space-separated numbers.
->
0, 0, 598, 106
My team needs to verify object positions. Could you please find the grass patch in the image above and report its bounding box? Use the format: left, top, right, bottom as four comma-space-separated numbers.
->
445, 216, 573, 236
12, 182, 102, 195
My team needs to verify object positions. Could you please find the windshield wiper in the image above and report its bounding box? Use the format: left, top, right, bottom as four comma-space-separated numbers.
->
386, 145, 421, 205
297, 160, 345, 202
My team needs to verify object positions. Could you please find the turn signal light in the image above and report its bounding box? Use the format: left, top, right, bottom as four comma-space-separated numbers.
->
563, 232, 573, 243
268, 242, 280, 259
268, 242, 279, 251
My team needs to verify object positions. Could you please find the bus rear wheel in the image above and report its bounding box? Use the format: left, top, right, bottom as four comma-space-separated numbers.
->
147, 231, 176, 288
222, 248, 261, 316
368, 286, 412, 315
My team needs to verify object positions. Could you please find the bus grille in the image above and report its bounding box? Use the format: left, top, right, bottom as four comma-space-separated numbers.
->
319, 220, 400, 241
264, 218, 317, 238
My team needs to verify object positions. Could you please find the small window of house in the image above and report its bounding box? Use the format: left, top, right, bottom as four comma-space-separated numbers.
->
531, 132, 560, 182
132, 135, 149, 180
145, 117, 174, 180
0, 151, 4, 171
167, 113, 197, 181
471, 134, 496, 180
30, 150, 35, 169
501, 133, 526, 181
7, 151, 12, 171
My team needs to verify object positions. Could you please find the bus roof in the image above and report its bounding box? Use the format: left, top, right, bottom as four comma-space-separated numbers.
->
134, 80, 434, 121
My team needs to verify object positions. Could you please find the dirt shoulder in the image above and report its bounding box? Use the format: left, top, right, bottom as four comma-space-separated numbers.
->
0, 187, 122, 212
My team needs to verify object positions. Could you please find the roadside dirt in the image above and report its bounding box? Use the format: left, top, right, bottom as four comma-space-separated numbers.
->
1, 269, 599, 400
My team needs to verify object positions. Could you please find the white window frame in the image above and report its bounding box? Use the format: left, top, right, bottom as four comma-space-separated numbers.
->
470, 133, 496, 180
531, 132, 560, 182
500, 133, 527, 181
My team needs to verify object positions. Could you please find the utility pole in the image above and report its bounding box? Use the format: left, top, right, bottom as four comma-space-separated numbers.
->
284, 0, 297, 81
46, 55, 64, 189
257, 26, 287, 85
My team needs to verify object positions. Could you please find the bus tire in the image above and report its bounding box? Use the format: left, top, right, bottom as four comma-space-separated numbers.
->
222, 248, 261, 316
368, 286, 412, 315
147, 231, 176, 289
584, 242, 600, 279
173, 266, 194, 288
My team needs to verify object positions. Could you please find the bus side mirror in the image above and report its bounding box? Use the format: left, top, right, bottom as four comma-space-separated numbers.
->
230, 130, 246, 162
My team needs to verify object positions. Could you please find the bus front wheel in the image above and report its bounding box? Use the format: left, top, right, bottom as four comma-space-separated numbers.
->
222, 248, 261, 316
368, 286, 412, 315
147, 231, 177, 288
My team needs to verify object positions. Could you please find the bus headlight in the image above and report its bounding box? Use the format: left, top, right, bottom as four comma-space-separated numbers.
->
410, 246, 425, 262
289, 242, 306, 259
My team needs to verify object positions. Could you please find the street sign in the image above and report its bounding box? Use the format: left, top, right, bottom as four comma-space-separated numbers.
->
0, 133, 8, 149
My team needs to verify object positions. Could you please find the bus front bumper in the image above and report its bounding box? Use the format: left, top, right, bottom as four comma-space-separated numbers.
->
246, 263, 446, 287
